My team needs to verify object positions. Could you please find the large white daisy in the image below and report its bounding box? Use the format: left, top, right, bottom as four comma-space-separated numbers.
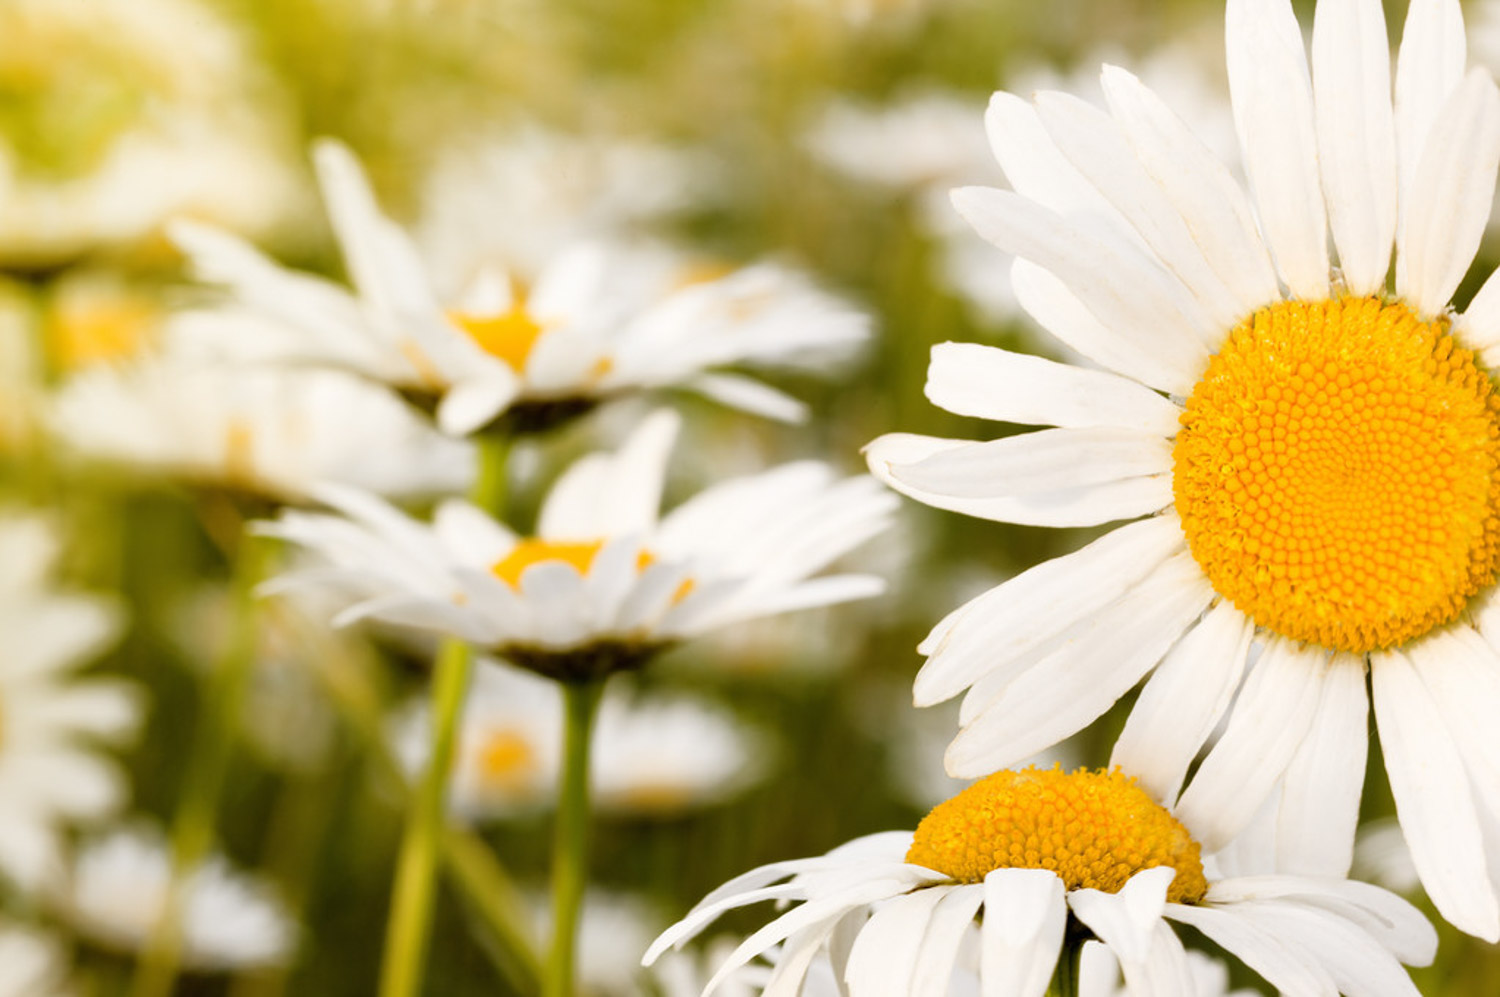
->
645, 766, 1435, 996
171, 141, 868, 435
865, 0, 1500, 941
262, 409, 895, 680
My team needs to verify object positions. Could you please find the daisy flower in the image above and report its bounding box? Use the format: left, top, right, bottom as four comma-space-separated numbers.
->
262, 409, 895, 680
394, 659, 767, 819
865, 0, 1500, 939
50, 358, 473, 504
0, 513, 140, 891
645, 766, 1435, 996
171, 141, 869, 435
56, 824, 294, 971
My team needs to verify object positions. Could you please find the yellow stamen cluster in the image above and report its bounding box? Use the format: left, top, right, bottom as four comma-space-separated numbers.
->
490, 539, 695, 601
905, 767, 1207, 903
49, 295, 157, 370
1174, 297, 1500, 653
475, 729, 538, 789
449, 303, 546, 374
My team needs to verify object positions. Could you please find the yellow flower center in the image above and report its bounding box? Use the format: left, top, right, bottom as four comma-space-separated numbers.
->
905, 767, 1207, 903
1174, 297, 1500, 654
475, 728, 538, 790
449, 302, 546, 374
490, 539, 694, 601
49, 293, 157, 370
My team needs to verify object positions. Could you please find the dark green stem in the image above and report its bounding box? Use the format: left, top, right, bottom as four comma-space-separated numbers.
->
543, 678, 606, 997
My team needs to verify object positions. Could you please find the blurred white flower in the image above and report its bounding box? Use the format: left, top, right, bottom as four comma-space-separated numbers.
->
0, 923, 72, 997
263, 409, 895, 680
1353, 817, 1423, 897
533, 890, 663, 997
0, 513, 139, 892
416, 124, 713, 290
0, 0, 299, 265
49, 356, 473, 503
172, 141, 869, 435
56, 824, 295, 971
1079, 942, 1261, 997
394, 660, 767, 819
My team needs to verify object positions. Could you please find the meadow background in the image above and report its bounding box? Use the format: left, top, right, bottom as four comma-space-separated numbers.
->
3, 0, 1496, 993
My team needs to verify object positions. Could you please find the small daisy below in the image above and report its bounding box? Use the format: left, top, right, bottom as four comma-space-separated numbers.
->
646, 766, 1434, 996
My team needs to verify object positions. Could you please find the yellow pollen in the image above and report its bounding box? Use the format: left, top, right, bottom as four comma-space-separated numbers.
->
449, 301, 547, 374
49, 295, 156, 370
475, 728, 537, 789
906, 767, 1207, 904
491, 539, 694, 601
1174, 297, 1500, 653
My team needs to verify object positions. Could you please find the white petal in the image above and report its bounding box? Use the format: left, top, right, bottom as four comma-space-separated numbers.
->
946, 552, 1213, 777
763, 921, 839, 997
1009, 259, 1200, 396
1371, 649, 1500, 941
924, 342, 1182, 435
890, 427, 1172, 500
1066, 867, 1172, 966
1312, 0, 1398, 296
1099, 65, 1280, 321
914, 515, 1184, 707
983, 91, 1117, 216
1406, 627, 1500, 826
1174, 638, 1329, 852
1033, 89, 1245, 333
979, 868, 1066, 997
865, 432, 1173, 528
910, 885, 985, 997
1275, 652, 1369, 877
538, 410, 679, 540
1457, 267, 1500, 352
1206, 876, 1436, 965
1393, 0, 1466, 213
843, 886, 953, 996
687, 372, 808, 423
1162, 903, 1336, 996
1232, 899, 1422, 997
1110, 600, 1254, 805
952, 186, 1214, 365
1397, 70, 1500, 316
1225, 0, 1330, 298
437, 375, 519, 436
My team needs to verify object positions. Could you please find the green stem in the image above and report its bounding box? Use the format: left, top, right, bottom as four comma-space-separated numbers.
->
131, 532, 268, 997
378, 637, 473, 997
472, 431, 512, 519
1048, 922, 1085, 997
543, 678, 606, 997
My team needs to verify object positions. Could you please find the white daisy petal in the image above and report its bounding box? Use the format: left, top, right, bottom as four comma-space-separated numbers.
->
686, 373, 809, 423
1206, 876, 1436, 966
538, 410, 679, 541
923, 342, 1183, 435
1458, 267, 1500, 352
436, 375, 520, 437
1175, 638, 1329, 852
1274, 652, 1369, 878
1110, 600, 1255, 805
1370, 649, 1500, 941
953, 187, 1215, 362
1164, 902, 1337, 996
947, 553, 1213, 777
979, 868, 1067, 997
1234, 899, 1421, 997
1393, 0, 1466, 212
983, 91, 1117, 217
910, 885, 985, 997
843, 886, 954, 995
1066, 867, 1173, 966
1010, 259, 1200, 395
1405, 627, 1500, 824
889, 427, 1173, 500
914, 515, 1184, 708
1311, 0, 1398, 296
1225, 0, 1330, 298
1397, 69, 1500, 316
1099, 65, 1280, 322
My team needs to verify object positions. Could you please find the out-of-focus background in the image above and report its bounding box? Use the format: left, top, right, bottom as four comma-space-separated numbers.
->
3, 0, 1498, 993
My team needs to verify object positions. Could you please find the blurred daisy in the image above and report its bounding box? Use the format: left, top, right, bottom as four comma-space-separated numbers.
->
393, 660, 767, 818
50, 357, 472, 504
866, 0, 1500, 940
172, 141, 868, 435
0, 923, 72, 997
56, 824, 294, 971
646, 766, 1434, 995
1353, 818, 1423, 897
0, 0, 297, 266
1080, 944, 1259, 997
531, 889, 663, 996
43, 272, 162, 374
416, 123, 713, 290
263, 409, 894, 680
0, 513, 139, 891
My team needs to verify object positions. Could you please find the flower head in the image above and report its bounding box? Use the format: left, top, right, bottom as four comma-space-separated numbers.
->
172, 141, 868, 436
866, 0, 1500, 940
263, 410, 895, 679
646, 766, 1435, 996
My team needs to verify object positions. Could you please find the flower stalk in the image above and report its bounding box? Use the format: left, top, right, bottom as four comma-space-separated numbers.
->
543, 677, 606, 997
